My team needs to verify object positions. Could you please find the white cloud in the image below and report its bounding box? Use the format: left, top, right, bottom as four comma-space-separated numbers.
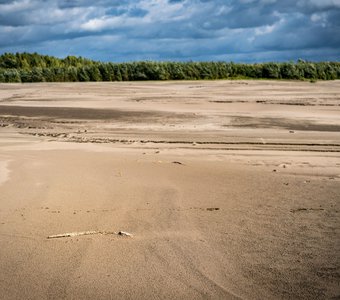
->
255, 24, 276, 36
0, 0, 33, 13
80, 10, 146, 32
299, 0, 340, 8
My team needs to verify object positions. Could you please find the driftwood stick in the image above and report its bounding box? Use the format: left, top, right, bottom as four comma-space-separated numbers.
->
47, 231, 100, 239
47, 230, 132, 239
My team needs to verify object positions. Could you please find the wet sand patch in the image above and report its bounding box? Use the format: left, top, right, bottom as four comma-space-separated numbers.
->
228, 116, 340, 132
0, 105, 191, 121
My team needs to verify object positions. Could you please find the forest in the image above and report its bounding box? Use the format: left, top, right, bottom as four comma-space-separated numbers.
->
0, 52, 339, 82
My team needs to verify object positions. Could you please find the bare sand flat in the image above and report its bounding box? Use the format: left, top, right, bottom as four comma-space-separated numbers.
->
0, 80, 339, 299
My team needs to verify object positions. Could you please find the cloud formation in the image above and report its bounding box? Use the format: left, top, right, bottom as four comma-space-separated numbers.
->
0, 0, 339, 61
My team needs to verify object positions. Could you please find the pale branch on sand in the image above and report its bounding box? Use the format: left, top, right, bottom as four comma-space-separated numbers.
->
47, 230, 132, 239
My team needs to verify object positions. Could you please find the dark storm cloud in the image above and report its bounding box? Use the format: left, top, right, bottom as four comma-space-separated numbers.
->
0, 0, 339, 61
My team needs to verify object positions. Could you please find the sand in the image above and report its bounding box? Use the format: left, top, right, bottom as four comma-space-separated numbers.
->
0, 80, 339, 299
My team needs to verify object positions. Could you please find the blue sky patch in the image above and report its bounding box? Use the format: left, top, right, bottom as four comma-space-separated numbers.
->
0, 0, 339, 62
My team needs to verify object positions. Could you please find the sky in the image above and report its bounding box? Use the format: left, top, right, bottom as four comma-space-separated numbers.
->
0, 0, 339, 62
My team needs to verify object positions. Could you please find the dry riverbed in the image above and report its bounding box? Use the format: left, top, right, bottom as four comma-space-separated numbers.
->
0, 80, 339, 299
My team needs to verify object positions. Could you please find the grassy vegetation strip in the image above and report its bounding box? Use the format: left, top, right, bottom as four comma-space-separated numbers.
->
0, 53, 339, 82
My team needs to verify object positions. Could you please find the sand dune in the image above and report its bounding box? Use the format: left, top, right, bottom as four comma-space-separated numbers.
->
0, 81, 339, 299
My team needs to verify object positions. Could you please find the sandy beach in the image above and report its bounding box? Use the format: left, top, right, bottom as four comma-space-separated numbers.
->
0, 80, 339, 299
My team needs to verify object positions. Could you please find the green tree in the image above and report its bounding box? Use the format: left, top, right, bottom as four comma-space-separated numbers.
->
4, 69, 21, 82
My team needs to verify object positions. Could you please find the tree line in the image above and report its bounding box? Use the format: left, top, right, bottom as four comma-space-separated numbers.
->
0, 52, 339, 83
